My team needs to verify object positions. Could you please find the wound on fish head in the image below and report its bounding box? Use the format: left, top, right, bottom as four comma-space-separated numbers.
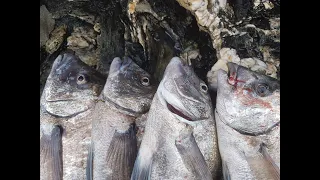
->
41, 52, 106, 117
101, 56, 156, 116
216, 62, 280, 135
158, 57, 213, 124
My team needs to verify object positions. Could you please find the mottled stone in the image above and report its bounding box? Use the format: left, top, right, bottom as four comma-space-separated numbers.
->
240, 58, 256, 68
40, 5, 55, 48
45, 25, 67, 54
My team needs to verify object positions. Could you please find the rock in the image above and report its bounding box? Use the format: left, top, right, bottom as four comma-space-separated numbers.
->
67, 26, 96, 50
69, 10, 99, 25
207, 59, 228, 90
40, 5, 55, 48
45, 25, 67, 54
254, 58, 267, 68
181, 47, 201, 66
251, 64, 267, 74
93, 23, 101, 33
67, 36, 90, 49
263, 1, 274, 10
240, 58, 256, 68
269, 18, 280, 30
67, 26, 99, 67
266, 62, 277, 78
75, 50, 99, 67
220, 48, 241, 63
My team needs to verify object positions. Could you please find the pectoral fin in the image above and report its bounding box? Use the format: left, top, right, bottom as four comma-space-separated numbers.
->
222, 160, 231, 180
175, 132, 213, 180
86, 142, 94, 180
246, 143, 280, 180
130, 150, 152, 180
40, 125, 63, 180
105, 124, 138, 179
259, 143, 280, 180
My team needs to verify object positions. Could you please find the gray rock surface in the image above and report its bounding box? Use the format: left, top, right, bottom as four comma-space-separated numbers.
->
40, 5, 55, 48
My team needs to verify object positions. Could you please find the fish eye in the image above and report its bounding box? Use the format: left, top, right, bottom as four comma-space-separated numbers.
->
255, 83, 269, 97
77, 74, 87, 85
141, 77, 150, 86
200, 83, 208, 93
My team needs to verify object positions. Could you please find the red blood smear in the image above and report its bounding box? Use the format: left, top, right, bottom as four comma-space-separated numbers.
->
228, 72, 246, 86
235, 88, 272, 109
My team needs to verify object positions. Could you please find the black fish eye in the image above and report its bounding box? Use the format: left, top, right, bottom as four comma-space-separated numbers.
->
77, 74, 87, 84
255, 83, 269, 97
141, 77, 150, 86
200, 83, 208, 93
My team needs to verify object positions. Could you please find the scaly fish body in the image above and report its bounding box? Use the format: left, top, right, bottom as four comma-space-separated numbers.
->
40, 52, 106, 180
131, 57, 220, 180
89, 57, 156, 180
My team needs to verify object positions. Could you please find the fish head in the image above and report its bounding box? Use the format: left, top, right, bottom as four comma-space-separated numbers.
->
216, 62, 280, 135
41, 52, 106, 117
158, 57, 213, 124
102, 57, 156, 116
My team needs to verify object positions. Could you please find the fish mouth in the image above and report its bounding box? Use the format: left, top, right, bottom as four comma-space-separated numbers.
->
45, 99, 75, 103
103, 96, 146, 117
165, 101, 193, 121
45, 94, 76, 102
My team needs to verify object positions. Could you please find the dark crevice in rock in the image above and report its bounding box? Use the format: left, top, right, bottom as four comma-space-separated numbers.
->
228, 0, 253, 21
98, 2, 126, 75
185, 19, 217, 82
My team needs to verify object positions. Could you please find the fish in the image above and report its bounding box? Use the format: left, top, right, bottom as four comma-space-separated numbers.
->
215, 62, 280, 180
87, 56, 156, 180
131, 57, 221, 180
40, 52, 106, 180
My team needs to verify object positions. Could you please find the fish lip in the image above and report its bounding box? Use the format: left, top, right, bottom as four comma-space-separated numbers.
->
103, 96, 147, 117
44, 98, 76, 103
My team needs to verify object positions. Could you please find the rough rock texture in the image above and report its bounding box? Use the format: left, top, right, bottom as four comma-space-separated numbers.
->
40, 5, 55, 48
205, 0, 280, 89
40, 0, 280, 94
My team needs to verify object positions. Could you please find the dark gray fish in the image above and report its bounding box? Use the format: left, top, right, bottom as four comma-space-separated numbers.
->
131, 57, 220, 180
215, 62, 280, 180
40, 52, 106, 180
87, 57, 156, 180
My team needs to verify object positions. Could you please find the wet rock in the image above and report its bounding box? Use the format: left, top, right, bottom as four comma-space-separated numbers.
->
40, 5, 55, 48
67, 26, 99, 66
45, 25, 67, 54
